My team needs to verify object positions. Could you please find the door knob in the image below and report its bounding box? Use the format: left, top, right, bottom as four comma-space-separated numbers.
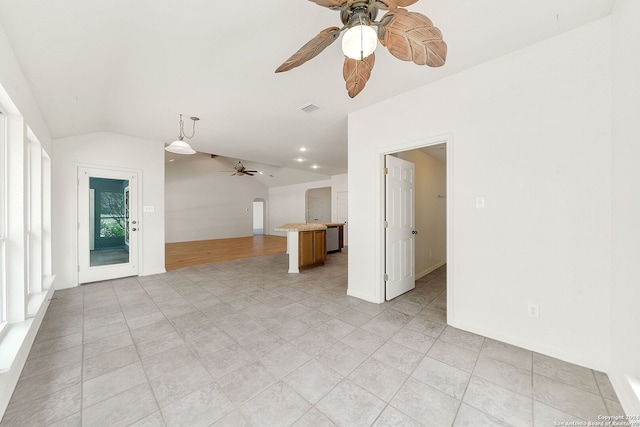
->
412, 230, 418, 235
132, 228, 137, 231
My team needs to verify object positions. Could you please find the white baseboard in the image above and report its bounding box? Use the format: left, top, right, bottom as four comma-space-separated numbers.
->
416, 261, 446, 281
449, 318, 608, 373
609, 372, 640, 416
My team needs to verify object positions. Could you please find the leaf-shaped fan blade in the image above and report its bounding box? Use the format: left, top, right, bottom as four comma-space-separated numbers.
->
275, 27, 342, 73
308, 0, 349, 9
374, 0, 419, 10
379, 9, 447, 67
343, 53, 375, 98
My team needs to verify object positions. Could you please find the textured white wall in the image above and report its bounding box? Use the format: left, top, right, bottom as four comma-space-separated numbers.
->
165, 155, 269, 243
348, 18, 612, 372
0, 26, 51, 154
611, 0, 640, 415
52, 132, 166, 288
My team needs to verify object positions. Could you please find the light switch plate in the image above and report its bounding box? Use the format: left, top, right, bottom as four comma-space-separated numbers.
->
475, 197, 485, 209
143, 206, 154, 213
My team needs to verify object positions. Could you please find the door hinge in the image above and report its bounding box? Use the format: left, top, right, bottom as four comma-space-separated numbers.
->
383, 221, 388, 228
383, 167, 388, 175
384, 274, 389, 281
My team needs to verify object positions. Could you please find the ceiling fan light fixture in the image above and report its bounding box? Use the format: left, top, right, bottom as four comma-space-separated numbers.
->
342, 24, 377, 60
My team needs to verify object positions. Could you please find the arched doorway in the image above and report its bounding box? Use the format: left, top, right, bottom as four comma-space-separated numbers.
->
253, 198, 266, 235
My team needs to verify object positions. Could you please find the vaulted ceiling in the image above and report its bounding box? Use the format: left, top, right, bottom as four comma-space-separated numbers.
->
0, 0, 615, 176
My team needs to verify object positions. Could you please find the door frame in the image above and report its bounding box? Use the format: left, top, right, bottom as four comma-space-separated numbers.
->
75, 163, 142, 285
376, 134, 454, 321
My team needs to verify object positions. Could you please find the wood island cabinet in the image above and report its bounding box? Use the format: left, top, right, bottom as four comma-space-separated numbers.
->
298, 229, 326, 268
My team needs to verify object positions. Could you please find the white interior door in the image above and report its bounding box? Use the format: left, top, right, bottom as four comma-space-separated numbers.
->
385, 155, 416, 300
78, 167, 139, 284
337, 191, 348, 246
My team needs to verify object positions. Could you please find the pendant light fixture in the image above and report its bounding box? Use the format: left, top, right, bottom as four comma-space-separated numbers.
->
165, 114, 199, 154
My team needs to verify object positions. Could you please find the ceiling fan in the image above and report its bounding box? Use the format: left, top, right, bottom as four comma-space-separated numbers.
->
222, 160, 258, 176
275, 0, 447, 98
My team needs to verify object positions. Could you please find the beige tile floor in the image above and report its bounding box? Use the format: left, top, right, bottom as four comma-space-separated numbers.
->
0, 250, 623, 426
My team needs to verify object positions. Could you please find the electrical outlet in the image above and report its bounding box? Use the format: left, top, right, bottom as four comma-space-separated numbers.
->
527, 303, 540, 319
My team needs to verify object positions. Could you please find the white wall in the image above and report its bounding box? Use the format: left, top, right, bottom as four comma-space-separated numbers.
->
348, 18, 612, 372
52, 132, 166, 289
610, 0, 640, 415
396, 150, 446, 278
165, 155, 268, 242
0, 27, 51, 154
268, 179, 332, 236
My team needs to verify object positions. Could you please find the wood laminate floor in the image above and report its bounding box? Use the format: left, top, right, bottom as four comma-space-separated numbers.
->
165, 235, 287, 270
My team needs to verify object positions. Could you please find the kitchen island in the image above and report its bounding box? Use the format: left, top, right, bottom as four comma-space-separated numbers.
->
274, 223, 327, 273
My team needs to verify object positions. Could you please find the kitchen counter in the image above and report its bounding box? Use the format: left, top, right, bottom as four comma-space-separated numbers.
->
275, 223, 328, 273
274, 223, 327, 232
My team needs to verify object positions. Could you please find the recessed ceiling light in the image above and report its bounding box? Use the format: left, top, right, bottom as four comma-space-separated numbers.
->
299, 147, 307, 152
169, 159, 175, 162
311, 165, 319, 169
296, 158, 305, 162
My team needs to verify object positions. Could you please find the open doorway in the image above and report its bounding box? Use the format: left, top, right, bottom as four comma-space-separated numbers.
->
253, 198, 266, 235
306, 187, 331, 223
385, 143, 447, 300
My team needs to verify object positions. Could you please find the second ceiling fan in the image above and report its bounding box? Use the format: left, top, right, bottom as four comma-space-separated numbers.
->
275, 0, 447, 98
222, 160, 258, 176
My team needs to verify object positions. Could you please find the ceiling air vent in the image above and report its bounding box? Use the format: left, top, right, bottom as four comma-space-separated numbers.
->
299, 103, 320, 113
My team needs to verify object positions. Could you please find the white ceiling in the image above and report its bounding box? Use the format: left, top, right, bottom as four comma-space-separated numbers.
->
0, 0, 614, 177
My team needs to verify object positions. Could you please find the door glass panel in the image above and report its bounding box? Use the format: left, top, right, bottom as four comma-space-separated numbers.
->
89, 177, 130, 267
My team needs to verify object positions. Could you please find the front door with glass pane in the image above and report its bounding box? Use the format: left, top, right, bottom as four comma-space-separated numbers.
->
78, 167, 139, 284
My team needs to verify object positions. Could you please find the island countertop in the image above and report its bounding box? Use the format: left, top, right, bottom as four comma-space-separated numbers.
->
274, 223, 328, 232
